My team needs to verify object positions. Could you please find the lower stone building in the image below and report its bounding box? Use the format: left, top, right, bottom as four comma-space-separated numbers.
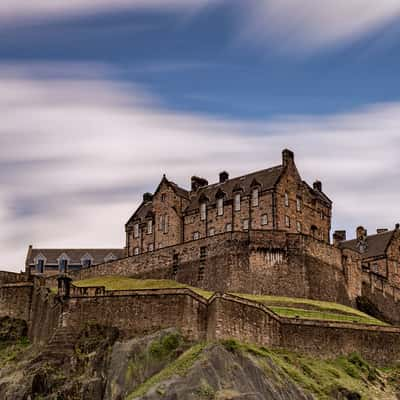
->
25, 246, 125, 276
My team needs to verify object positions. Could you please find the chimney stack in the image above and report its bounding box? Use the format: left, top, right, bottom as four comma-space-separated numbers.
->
191, 176, 209, 192
313, 180, 322, 192
376, 228, 389, 234
282, 149, 294, 167
219, 171, 229, 183
333, 230, 346, 247
396, 223, 400, 230
143, 192, 153, 202
356, 226, 367, 241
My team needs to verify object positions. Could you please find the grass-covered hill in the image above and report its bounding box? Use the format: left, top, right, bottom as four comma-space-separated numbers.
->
74, 276, 387, 326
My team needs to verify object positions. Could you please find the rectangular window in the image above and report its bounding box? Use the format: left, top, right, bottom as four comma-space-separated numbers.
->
193, 232, 200, 240
148, 243, 154, 252
261, 214, 268, 226
134, 223, 139, 238
159, 215, 164, 231
217, 198, 224, 216
36, 259, 44, 273
243, 219, 249, 230
59, 259, 68, 273
252, 188, 259, 207
296, 197, 302, 212
226, 223, 232, 232
161, 193, 166, 202
164, 214, 169, 234
200, 203, 206, 221
234, 193, 241, 211
320, 210, 324, 220
285, 215, 290, 227
296, 221, 301, 232
284, 192, 289, 207
82, 258, 91, 268
147, 220, 153, 234
209, 227, 215, 236
134, 247, 140, 255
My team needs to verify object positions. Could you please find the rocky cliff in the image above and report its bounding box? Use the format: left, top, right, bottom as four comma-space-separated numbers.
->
0, 317, 399, 400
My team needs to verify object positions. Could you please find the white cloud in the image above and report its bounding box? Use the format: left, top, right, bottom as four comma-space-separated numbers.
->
0, 0, 214, 22
235, 0, 400, 53
1, 64, 400, 271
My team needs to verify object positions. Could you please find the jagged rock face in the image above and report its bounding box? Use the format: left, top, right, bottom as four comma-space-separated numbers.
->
137, 344, 313, 400
0, 323, 399, 400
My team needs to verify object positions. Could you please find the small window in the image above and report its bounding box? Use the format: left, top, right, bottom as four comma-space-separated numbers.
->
296, 197, 302, 212
134, 247, 140, 255
243, 219, 249, 230
134, 223, 139, 238
148, 243, 154, 252
217, 198, 224, 216
284, 192, 289, 207
226, 223, 232, 232
147, 220, 153, 234
209, 227, 215, 236
200, 203, 207, 221
320, 210, 324, 220
164, 214, 169, 234
296, 221, 301, 232
159, 215, 164, 231
285, 215, 290, 227
59, 258, 68, 273
158, 243, 163, 249
82, 258, 92, 268
234, 193, 241, 211
252, 188, 259, 207
161, 193, 166, 202
193, 232, 200, 240
36, 259, 45, 273
261, 214, 268, 226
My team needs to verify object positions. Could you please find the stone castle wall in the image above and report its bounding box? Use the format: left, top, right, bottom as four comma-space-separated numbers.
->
0, 283, 33, 321
65, 231, 360, 306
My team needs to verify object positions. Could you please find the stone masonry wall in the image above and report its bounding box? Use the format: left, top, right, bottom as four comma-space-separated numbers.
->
0, 283, 33, 321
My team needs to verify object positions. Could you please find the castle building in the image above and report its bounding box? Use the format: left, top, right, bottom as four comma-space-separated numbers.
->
126, 149, 332, 256
337, 225, 400, 288
25, 247, 125, 276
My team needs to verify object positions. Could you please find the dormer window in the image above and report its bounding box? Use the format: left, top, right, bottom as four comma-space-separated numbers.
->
252, 188, 259, 207
35, 255, 46, 273
134, 223, 139, 238
284, 192, 289, 207
104, 253, 117, 263
217, 198, 224, 216
200, 203, 207, 221
234, 193, 241, 211
81, 254, 93, 268
147, 220, 153, 234
58, 255, 69, 273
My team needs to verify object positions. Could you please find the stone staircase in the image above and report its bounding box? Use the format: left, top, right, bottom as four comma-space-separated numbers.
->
33, 326, 80, 368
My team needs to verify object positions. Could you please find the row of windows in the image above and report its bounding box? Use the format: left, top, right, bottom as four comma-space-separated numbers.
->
285, 192, 325, 220
201, 189, 260, 220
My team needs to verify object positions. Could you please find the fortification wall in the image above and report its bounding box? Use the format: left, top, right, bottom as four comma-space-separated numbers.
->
361, 272, 400, 325
0, 283, 33, 321
0, 271, 28, 284
280, 320, 400, 365
61, 287, 208, 341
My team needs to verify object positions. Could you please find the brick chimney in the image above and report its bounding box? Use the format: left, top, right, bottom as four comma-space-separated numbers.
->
143, 192, 153, 202
282, 149, 294, 167
219, 171, 229, 183
191, 176, 209, 191
313, 180, 322, 192
333, 230, 346, 247
396, 223, 400, 230
376, 228, 389, 234
356, 226, 367, 241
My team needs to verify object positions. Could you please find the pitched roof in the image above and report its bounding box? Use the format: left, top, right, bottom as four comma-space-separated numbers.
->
185, 165, 284, 212
339, 230, 395, 259
26, 248, 125, 266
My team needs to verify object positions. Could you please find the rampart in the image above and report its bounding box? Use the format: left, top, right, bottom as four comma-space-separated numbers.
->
63, 231, 361, 306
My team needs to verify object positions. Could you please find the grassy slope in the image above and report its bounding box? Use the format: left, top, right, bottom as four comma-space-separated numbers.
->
74, 276, 387, 326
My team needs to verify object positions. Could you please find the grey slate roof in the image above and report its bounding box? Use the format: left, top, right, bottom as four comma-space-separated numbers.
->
26, 248, 125, 266
185, 165, 284, 212
339, 230, 395, 259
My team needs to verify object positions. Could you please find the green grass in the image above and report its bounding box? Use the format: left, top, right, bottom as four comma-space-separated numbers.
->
0, 337, 30, 368
73, 277, 386, 325
74, 276, 213, 299
127, 342, 206, 399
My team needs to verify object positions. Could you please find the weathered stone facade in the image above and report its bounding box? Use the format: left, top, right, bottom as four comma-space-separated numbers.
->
126, 149, 332, 256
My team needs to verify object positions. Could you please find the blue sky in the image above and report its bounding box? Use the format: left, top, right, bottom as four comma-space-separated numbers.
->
1, 1, 400, 270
